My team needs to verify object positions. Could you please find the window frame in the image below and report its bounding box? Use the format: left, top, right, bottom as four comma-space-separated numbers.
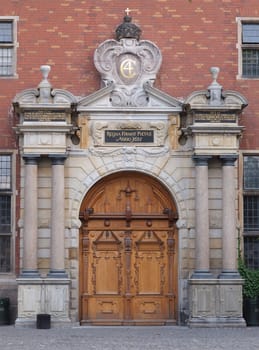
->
0, 153, 16, 274
241, 154, 259, 269
236, 17, 259, 80
242, 155, 259, 235
0, 16, 19, 79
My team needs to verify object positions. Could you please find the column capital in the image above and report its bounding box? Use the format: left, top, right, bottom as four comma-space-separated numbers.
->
220, 155, 238, 166
49, 154, 67, 165
23, 154, 40, 165
192, 155, 212, 166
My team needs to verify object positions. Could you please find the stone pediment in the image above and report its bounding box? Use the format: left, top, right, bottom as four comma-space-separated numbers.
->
13, 87, 77, 109
185, 89, 248, 111
13, 65, 76, 155
184, 67, 248, 112
77, 82, 183, 113
183, 67, 248, 156
13, 65, 77, 112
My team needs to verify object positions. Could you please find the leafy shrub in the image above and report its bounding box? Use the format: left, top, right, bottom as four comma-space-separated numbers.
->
238, 258, 259, 299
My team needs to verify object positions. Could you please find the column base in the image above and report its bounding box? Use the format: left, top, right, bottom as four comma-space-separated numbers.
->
16, 277, 71, 328
47, 269, 68, 278
218, 270, 241, 279
20, 270, 41, 278
191, 270, 214, 279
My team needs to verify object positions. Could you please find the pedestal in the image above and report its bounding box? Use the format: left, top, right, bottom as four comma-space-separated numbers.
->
188, 278, 246, 327
15, 278, 71, 327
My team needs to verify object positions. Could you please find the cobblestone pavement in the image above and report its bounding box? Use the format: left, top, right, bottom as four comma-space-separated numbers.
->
0, 325, 259, 350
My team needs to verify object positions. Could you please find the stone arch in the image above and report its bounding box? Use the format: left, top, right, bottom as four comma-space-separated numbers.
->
69, 154, 189, 230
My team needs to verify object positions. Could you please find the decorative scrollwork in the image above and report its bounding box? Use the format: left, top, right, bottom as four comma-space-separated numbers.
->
93, 35, 162, 107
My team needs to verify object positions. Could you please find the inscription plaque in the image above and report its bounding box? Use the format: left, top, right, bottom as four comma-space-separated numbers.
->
194, 112, 236, 123
105, 130, 154, 143
24, 111, 66, 122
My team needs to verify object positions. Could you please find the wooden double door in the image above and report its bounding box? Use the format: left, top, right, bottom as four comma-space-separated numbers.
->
79, 172, 178, 325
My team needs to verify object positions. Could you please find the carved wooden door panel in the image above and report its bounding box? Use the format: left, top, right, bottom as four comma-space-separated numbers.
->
79, 172, 178, 325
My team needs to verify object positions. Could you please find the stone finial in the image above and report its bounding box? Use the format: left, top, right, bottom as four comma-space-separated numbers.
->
208, 66, 222, 106
38, 65, 52, 103
40, 65, 51, 81
115, 12, 142, 41
210, 66, 220, 84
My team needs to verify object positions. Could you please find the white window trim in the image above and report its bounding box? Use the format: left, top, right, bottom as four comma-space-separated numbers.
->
236, 17, 259, 80
0, 16, 19, 79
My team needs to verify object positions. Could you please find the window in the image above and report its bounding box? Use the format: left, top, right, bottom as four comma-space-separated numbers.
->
0, 155, 12, 272
0, 17, 18, 77
237, 18, 259, 78
243, 156, 259, 269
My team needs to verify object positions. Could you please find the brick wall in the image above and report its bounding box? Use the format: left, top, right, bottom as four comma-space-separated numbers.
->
0, 0, 259, 150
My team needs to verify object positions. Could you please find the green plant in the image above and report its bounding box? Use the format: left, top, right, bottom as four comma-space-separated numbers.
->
237, 231, 259, 299
238, 257, 259, 299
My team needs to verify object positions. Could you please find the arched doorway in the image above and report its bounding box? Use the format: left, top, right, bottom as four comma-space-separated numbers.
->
79, 171, 178, 325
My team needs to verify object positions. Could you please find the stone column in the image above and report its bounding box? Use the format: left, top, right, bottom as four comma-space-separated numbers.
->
192, 156, 212, 278
219, 155, 240, 278
48, 156, 68, 277
21, 155, 40, 277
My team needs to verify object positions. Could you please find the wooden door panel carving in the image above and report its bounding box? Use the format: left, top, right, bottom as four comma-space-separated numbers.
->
135, 252, 164, 294
91, 230, 122, 295
88, 296, 124, 322
94, 251, 120, 294
132, 297, 168, 321
79, 172, 178, 325
134, 230, 165, 295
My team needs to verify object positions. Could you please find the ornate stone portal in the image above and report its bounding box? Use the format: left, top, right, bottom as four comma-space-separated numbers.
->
13, 12, 248, 327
